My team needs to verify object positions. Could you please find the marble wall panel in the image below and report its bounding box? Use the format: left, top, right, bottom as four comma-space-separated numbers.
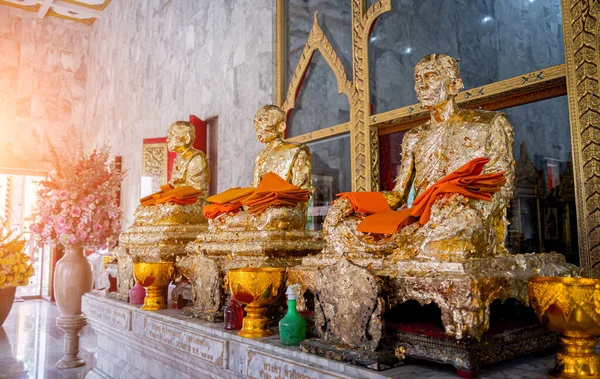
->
84, 0, 275, 227
0, 7, 89, 172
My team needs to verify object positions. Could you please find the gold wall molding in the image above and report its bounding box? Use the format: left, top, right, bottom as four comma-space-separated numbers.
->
280, 1, 391, 191
562, 0, 600, 277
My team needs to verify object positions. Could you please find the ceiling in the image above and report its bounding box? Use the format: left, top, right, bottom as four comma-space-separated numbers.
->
0, 0, 111, 25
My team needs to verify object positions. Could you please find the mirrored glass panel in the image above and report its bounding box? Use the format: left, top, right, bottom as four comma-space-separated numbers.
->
287, 52, 351, 137
378, 96, 577, 264
306, 134, 352, 230
369, 0, 565, 113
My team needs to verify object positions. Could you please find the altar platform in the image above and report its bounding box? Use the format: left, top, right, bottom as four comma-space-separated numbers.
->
82, 292, 559, 379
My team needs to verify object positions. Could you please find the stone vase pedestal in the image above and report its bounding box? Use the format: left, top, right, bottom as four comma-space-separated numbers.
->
54, 243, 93, 369
0, 287, 16, 326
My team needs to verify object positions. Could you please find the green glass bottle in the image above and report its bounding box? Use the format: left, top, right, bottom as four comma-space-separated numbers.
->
279, 284, 306, 346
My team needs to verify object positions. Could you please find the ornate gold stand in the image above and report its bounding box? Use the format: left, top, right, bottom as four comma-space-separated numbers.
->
228, 267, 285, 338
134, 262, 174, 311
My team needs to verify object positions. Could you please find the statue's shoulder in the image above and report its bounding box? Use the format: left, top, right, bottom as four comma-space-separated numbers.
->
458, 108, 506, 124
281, 141, 310, 155
188, 149, 208, 163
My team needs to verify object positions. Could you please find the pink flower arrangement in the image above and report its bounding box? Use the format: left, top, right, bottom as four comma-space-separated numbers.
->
30, 144, 125, 249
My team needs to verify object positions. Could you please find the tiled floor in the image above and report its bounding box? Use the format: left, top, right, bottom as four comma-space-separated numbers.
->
0, 300, 96, 379
0, 298, 567, 378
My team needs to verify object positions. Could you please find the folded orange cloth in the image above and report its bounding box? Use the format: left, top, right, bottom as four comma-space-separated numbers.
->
241, 172, 310, 215
336, 192, 391, 215
355, 209, 417, 234
203, 187, 255, 219
357, 157, 506, 234
203, 202, 245, 219
140, 184, 202, 206
206, 187, 255, 204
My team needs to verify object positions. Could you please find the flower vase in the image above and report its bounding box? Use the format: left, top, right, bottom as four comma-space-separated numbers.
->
0, 287, 16, 326
54, 243, 93, 369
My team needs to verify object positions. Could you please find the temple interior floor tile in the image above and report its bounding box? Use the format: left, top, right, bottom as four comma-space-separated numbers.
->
0, 299, 589, 378
0, 300, 95, 379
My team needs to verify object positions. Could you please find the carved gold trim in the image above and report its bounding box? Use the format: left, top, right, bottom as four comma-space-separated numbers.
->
281, 13, 354, 115
0, 1, 40, 12
61, 0, 111, 10
280, 1, 391, 191
286, 123, 350, 143
562, 0, 600, 277
47, 8, 95, 24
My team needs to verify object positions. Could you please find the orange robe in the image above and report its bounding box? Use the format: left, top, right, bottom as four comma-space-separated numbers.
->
355, 157, 506, 235
140, 184, 202, 206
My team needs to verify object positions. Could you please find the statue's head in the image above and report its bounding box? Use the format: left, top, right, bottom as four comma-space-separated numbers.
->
167, 121, 195, 153
253, 105, 286, 144
414, 54, 463, 109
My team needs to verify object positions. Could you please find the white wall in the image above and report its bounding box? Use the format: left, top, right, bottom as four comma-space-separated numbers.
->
84, 0, 275, 226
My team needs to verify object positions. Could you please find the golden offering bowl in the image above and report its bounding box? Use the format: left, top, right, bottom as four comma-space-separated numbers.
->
529, 276, 600, 379
228, 267, 285, 338
133, 262, 174, 311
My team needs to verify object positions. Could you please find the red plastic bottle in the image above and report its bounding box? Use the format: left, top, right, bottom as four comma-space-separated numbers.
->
224, 297, 244, 330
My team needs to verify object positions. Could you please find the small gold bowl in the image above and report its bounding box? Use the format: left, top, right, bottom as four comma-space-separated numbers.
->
133, 262, 174, 311
529, 276, 600, 379
228, 267, 285, 338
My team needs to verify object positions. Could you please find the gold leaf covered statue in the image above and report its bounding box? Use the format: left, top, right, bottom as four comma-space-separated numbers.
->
289, 54, 576, 343
324, 54, 514, 261
181, 105, 324, 320
133, 121, 210, 226
208, 105, 311, 231
114, 121, 210, 303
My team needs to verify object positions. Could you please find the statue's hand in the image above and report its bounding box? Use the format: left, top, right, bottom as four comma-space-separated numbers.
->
324, 197, 354, 227
382, 191, 402, 210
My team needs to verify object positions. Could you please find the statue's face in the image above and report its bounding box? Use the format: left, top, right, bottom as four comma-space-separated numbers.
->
166, 127, 190, 153
414, 63, 453, 108
253, 110, 282, 144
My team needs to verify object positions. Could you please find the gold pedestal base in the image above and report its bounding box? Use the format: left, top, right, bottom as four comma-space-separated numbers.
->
549, 335, 600, 378
290, 253, 578, 340
238, 304, 273, 338
142, 287, 169, 311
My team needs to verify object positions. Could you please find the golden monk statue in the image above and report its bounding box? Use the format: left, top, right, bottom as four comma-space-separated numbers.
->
208, 105, 311, 231
133, 121, 210, 226
181, 105, 323, 319
324, 54, 515, 261
116, 120, 210, 273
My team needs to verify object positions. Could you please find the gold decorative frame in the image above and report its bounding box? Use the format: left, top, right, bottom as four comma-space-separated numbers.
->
46, 8, 95, 25
61, 0, 112, 11
278, 0, 599, 276
0, 0, 40, 12
562, 0, 600, 277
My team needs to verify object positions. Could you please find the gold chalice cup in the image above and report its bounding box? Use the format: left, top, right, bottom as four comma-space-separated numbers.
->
529, 276, 600, 379
228, 267, 285, 338
134, 262, 174, 311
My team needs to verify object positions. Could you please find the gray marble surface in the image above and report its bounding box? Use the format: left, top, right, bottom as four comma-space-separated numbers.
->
84, 0, 275, 228
82, 292, 562, 379
0, 6, 90, 173
0, 299, 96, 379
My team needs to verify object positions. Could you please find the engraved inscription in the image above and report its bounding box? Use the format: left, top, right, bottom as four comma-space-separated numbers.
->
84, 298, 131, 330
247, 349, 344, 379
142, 318, 224, 365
